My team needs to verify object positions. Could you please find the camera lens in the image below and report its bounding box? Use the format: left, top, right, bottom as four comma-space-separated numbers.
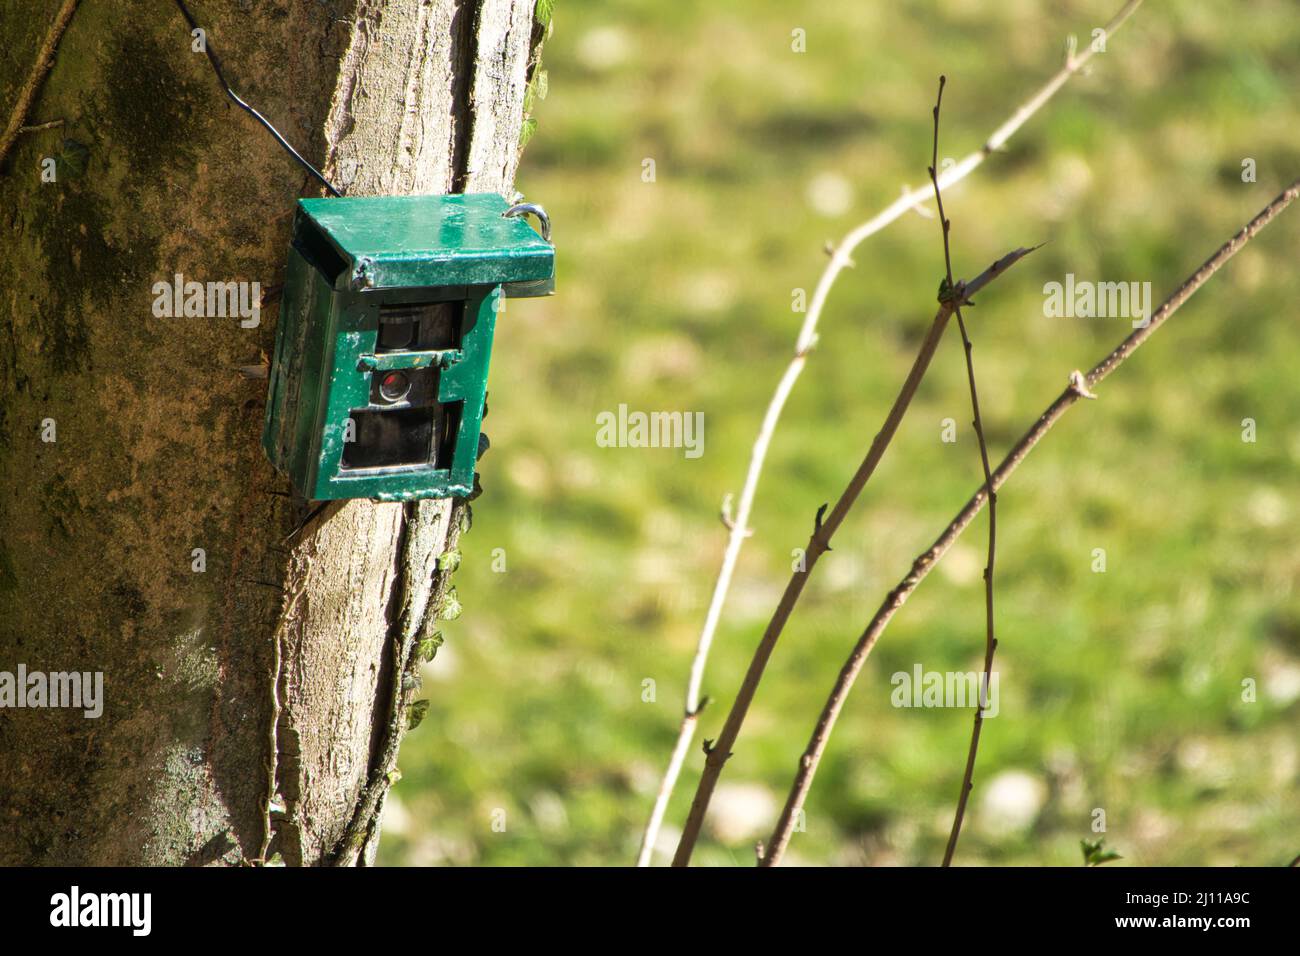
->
378, 371, 411, 403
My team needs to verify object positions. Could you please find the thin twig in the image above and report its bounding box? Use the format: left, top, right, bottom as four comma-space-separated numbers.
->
760, 179, 1300, 866
17, 119, 64, 134
638, 0, 1143, 866
670, 245, 1039, 867
0, 0, 80, 171
928, 75, 1001, 868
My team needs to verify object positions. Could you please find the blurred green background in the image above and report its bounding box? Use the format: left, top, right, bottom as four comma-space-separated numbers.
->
380, 0, 1300, 866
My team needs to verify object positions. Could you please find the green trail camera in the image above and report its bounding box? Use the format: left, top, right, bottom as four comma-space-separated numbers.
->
263, 193, 554, 501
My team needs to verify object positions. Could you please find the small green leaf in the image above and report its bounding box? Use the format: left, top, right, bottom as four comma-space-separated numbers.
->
417, 630, 444, 663
535, 0, 555, 29
406, 700, 430, 731
519, 116, 539, 149
1081, 838, 1123, 867
439, 586, 462, 621
437, 548, 461, 572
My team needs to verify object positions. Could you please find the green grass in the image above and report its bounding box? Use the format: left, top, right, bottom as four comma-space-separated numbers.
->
380, 0, 1300, 866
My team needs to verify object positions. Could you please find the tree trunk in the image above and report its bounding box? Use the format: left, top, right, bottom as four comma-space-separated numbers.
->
0, 0, 540, 866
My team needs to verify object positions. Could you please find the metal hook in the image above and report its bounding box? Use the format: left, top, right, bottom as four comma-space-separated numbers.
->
503, 202, 551, 242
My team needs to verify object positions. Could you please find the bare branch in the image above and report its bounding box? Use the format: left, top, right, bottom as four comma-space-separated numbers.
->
670, 246, 1038, 867
17, 119, 64, 134
0, 0, 81, 171
925, 75, 1001, 869
761, 179, 1300, 866
637, 0, 1143, 867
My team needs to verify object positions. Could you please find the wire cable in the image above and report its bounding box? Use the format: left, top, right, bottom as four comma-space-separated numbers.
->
172, 0, 341, 197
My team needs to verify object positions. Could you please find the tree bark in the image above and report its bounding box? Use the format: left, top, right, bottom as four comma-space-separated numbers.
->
0, 0, 539, 866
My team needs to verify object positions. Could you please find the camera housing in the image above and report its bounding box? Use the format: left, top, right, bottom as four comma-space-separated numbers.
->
262, 193, 554, 501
